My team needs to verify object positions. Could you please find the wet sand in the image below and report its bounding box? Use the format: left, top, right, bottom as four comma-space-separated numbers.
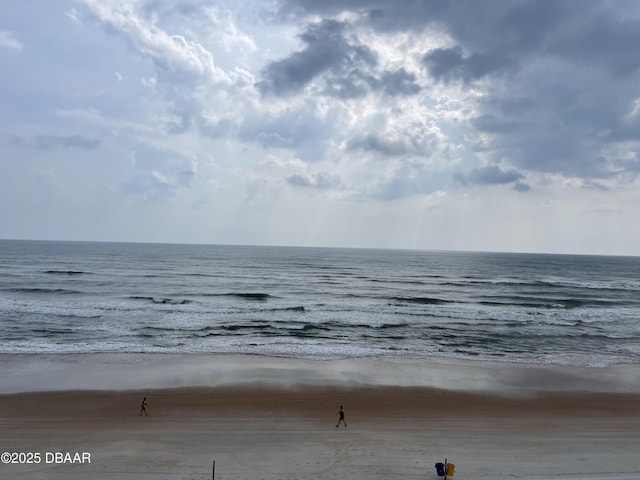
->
1, 354, 640, 479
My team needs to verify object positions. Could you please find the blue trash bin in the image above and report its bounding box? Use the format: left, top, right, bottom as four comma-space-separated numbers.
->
435, 462, 446, 477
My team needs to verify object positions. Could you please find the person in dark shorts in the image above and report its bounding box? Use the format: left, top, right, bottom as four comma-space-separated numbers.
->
139, 397, 148, 416
336, 405, 346, 427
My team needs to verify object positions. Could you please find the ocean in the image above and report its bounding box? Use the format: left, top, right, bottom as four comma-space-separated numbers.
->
1, 240, 639, 367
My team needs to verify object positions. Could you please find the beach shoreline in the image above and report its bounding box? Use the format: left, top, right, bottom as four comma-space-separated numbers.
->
2, 354, 640, 479
2, 352, 640, 394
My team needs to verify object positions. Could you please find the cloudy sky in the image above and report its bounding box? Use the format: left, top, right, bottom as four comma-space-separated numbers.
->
2, 0, 640, 255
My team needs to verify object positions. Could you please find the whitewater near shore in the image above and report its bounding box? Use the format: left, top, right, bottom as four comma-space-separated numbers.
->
1, 354, 640, 480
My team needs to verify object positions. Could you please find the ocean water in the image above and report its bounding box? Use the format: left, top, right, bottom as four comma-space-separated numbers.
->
0, 240, 639, 367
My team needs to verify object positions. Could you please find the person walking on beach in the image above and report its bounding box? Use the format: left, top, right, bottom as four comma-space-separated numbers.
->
336, 405, 347, 427
139, 397, 148, 416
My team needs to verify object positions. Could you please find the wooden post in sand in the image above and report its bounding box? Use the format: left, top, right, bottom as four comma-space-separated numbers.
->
212, 460, 215, 479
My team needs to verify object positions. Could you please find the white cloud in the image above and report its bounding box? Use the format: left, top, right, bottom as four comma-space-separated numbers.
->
0, 30, 22, 51
201, 5, 257, 54
66, 7, 82, 24
81, 0, 229, 83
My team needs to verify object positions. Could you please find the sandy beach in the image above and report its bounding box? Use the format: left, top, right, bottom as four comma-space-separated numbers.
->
1, 354, 640, 480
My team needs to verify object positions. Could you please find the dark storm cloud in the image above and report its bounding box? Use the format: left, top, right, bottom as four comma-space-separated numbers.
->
278, 0, 640, 81
422, 47, 518, 83
277, 0, 640, 81
374, 68, 420, 96
471, 114, 525, 134
257, 19, 377, 96
549, 8, 640, 75
258, 19, 419, 99
474, 67, 640, 179
279, 0, 578, 50
513, 182, 531, 192
347, 123, 440, 159
275, 0, 640, 184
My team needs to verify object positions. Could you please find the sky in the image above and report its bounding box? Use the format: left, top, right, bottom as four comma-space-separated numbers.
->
2, 0, 640, 255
